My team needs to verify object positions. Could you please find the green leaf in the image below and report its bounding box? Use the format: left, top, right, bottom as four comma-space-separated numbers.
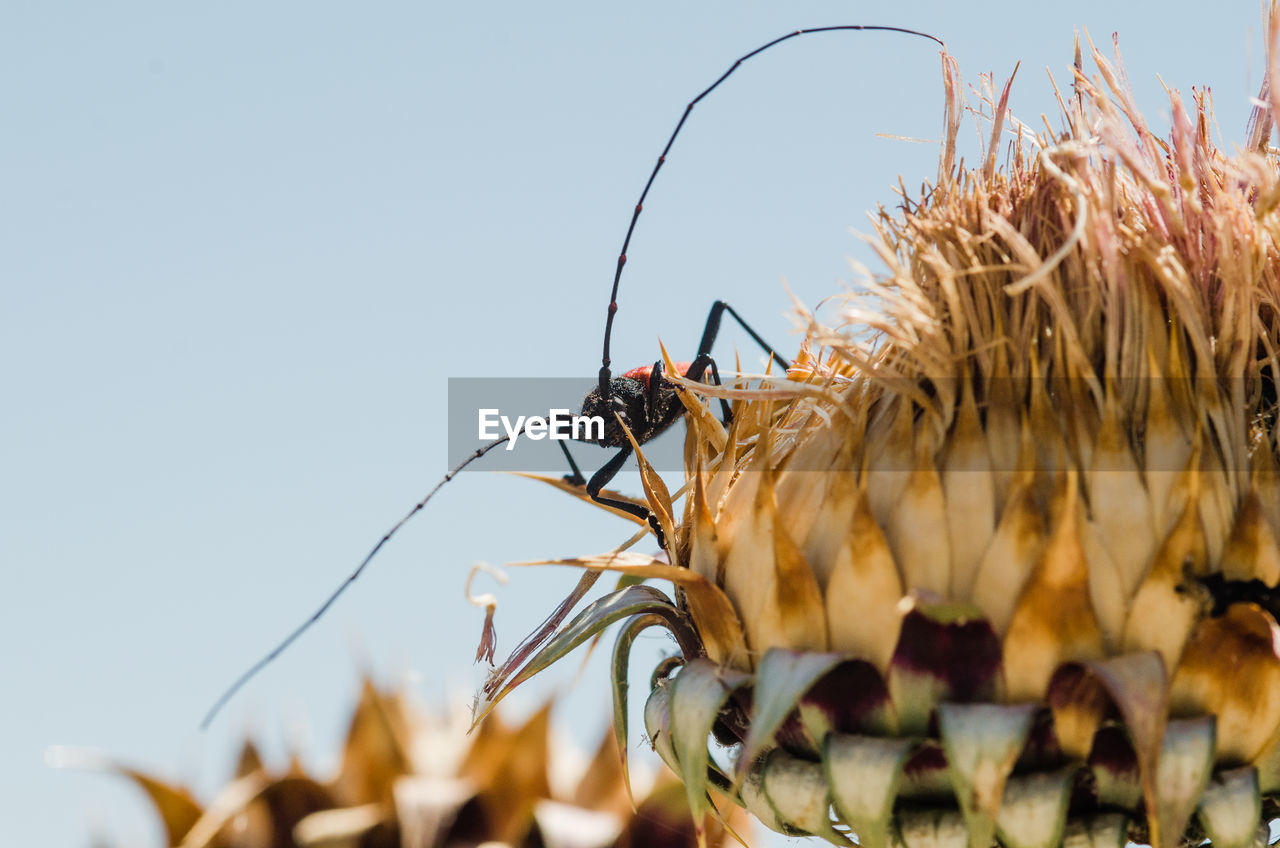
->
740, 756, 789, 836
760, 749, 849, 845
1060, 814, 1128, 848
937, 702, 1035, 848
615, 573, 647, 590
1054, 652, 1169, 842
995, 768, 1076, 848
668, 659, 750, 846
896, 808, 970, 848
823, 734, 913, 848
611, 613, 673, 807
888, 604, 1001, 734
1079, 653, 1169, 838
1154, 716, 1215, 848
475, 584, 686, 725
1196, 766, 1263, 848
644, 678, 680, 775
736, 649, 844, 783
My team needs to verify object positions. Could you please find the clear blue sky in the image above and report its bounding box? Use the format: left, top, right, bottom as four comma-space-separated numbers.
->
2, 3, 1267, 845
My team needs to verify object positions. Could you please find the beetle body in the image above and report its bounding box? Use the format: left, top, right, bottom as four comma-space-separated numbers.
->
579, 362, 695, 449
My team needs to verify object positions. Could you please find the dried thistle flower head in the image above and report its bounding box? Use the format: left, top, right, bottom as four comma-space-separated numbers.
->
483, 28, 1280, 848
72, 678, 747, 848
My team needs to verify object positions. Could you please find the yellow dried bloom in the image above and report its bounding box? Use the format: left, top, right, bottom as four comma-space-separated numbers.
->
484, 28, 1280, 848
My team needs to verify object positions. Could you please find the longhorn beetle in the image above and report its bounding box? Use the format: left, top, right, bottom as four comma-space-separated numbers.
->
565, 298, 789, 542
202, 24, 946, 728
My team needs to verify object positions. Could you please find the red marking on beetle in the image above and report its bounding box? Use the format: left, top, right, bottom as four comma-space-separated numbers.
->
623, 362, 694, 389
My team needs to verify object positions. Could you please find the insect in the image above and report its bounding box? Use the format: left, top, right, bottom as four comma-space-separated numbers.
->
565, 298, 788, 542
201, 24, 945, 729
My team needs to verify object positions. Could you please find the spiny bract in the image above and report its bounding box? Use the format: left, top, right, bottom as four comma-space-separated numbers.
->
483, 29, 1280, 848
81, 678, 746, 848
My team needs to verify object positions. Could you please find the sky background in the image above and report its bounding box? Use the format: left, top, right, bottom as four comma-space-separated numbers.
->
2, 2, 1271, 845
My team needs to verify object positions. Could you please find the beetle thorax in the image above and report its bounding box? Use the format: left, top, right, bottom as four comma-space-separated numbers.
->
579, 377, 649, 448
580, 374, 685, 448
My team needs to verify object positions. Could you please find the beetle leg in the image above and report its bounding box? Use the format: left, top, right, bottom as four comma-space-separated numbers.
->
586, 445, 665, 547
680, 353, 731, 426
559, 441, 586, 487
690, 300, 792, 426
697, 300, 791, 369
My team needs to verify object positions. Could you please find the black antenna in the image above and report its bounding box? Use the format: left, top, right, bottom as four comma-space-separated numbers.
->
203, 24, 946, 729
597, 25, 945, 395
201, 436, 513, 729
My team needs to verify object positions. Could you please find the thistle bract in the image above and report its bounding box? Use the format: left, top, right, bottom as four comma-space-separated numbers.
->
485, 32, 1280, 848
78, 679, 745, 848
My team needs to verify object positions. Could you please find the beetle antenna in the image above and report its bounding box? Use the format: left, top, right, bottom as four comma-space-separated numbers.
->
201, 435, 514, 729
598, 24, 945, 397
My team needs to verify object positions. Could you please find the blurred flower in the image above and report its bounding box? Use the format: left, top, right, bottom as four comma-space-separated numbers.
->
76, 678, 746, 848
